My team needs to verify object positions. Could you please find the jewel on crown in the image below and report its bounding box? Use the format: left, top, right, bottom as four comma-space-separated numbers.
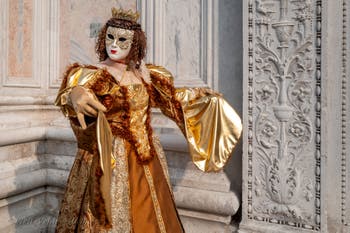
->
111, 8, 140, 22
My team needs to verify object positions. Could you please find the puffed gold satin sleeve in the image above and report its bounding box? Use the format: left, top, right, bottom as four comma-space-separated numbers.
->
147, 64, 242, 172
175, 88, 242, 172
54, 63, 98, 117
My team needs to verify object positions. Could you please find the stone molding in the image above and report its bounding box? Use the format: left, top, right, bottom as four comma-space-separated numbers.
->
0, 127, 74, 147
0, 0, 50, 88
48, 0, 61, 89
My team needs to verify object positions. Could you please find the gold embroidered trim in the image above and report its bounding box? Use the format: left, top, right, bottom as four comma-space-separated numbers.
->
108, 137, 132, 233
143, 165, 167, 233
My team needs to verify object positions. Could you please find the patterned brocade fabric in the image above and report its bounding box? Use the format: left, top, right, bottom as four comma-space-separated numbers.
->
108, 137, 132, 233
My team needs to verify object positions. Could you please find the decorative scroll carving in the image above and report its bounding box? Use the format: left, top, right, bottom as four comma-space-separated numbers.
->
246, 0, 322, 230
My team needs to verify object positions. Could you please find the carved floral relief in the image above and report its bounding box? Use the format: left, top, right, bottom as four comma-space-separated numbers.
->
248, 0, 321, 230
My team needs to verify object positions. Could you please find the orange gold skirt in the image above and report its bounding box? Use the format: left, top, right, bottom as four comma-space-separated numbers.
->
55, 136, 184, 233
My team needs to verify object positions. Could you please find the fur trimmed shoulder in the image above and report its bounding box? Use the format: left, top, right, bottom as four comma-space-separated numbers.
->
66, 62, 100, 70
62, 63, 119, 91
146, 64, 174, 82
62, 63, 99, 79
146, 64, 176, 97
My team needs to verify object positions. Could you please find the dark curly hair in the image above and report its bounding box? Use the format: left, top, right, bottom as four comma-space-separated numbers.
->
95, 18, 147, 69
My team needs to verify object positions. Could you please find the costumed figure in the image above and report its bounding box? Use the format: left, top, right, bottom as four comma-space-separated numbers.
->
55, 7, 242, 233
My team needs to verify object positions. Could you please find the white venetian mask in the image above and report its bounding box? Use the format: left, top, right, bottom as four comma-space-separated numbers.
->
105, 26, 134, 61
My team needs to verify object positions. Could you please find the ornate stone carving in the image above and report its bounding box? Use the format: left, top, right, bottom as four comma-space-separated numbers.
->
246, 0, 322, 230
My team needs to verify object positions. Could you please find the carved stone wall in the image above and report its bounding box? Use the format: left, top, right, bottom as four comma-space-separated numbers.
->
241, 0, 323, 232
241, 0, 350, 232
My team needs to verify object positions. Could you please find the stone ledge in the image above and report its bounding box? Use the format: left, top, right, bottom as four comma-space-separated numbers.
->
174, 186, 239, 216
238, 223, 317, 233
0, 106, 60, 134
180, 213, 238, 233
0, 156, 43, 179
0, 127, 47, 147
0, 96, 55, 106
0, 169, 47, 199
0, 141, 45, 162
178, 208, 232, 224
0, 127, 75, 147
169, 167, 232, 192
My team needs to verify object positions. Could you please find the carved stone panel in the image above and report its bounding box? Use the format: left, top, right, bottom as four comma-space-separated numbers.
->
242, 0, 322, 232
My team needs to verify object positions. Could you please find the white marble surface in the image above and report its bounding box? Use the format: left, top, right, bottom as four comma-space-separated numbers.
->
163, 0, 201, 82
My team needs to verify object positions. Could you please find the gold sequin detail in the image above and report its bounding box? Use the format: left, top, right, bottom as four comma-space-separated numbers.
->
108, 137, 132, 233
128, 84, 152, 159
143, 165, 167, 233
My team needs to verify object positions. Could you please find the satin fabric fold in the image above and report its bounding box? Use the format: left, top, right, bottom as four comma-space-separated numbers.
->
97, 111, 113, 225
176, 89, 242, 171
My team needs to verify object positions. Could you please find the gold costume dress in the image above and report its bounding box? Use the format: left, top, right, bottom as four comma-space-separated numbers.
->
54, 63, 242, 233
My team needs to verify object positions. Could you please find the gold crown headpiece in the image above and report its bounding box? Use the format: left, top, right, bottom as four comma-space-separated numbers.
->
112, 8, 140, 22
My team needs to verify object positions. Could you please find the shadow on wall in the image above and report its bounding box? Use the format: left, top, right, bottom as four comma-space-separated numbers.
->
4, 141, 50, 233
3, 138, 72, 233
218, 0, 243, 197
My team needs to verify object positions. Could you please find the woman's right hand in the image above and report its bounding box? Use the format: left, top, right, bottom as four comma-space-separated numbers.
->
69, 86, 107, 129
